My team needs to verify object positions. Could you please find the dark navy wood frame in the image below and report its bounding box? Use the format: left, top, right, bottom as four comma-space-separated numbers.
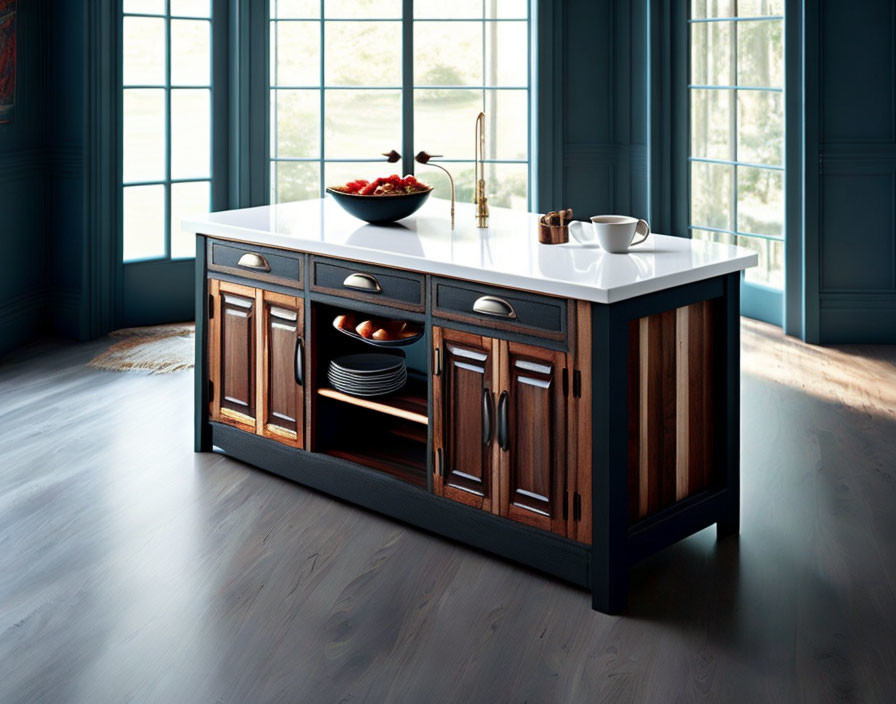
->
194, 235, 741, 614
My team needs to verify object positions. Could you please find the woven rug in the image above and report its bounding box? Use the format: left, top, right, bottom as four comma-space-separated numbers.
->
88, 323, 195, 374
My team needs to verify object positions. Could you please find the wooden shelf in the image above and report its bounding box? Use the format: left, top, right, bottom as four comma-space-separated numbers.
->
325, 448, 427, 488
317, 382, 428, 425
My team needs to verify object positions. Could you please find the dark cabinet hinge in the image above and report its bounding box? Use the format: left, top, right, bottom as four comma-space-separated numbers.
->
563, 491, 569, 521
573, 369, 582, 398
573, 492, 582, 522
562, 368, 569, 397
208, 293, 214, 318
436, 447, 444, 477
207, 379, 214, 401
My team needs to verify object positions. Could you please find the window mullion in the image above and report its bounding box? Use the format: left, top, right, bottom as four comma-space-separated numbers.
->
165, 1, 172, 260
319, 2, 325, 197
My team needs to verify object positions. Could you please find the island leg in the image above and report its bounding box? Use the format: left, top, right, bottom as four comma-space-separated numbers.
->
717, 272, 741, 537
194, 235, 212, 453
591, 304, 630, 614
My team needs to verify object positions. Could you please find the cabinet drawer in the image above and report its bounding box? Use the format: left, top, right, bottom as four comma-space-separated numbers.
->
310, 256, 424, 312
432, 278, 567, 340
207, 240, 303, 289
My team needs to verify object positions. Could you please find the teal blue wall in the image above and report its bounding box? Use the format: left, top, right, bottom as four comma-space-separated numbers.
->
0, 0, 47, 356
803, 0, 896, 343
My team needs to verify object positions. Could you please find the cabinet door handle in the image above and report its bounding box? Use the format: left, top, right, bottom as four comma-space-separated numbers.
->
472, 295, 516, 319
482, 388, 493, 446
237, 252, 270, 271
498, 390, 509, 451
294, 336, 304, 386
343, 272, 382, 293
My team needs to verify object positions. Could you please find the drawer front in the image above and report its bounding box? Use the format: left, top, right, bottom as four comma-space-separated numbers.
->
208, 240, 303, 289
310, 256, 424, 312
432, 278, 567, 340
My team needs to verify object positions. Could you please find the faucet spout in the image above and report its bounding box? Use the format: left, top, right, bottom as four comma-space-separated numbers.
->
474, 112, 489, 228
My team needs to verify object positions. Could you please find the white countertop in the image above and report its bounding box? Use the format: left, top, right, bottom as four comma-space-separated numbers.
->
183, 197, 757, 304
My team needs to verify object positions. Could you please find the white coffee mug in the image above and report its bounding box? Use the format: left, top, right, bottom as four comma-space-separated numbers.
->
569, 215, 650, 253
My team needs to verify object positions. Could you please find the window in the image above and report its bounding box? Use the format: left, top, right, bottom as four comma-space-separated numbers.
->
688, 0, 784, 288
122, 0, 213, 262
269, 0, 530, 209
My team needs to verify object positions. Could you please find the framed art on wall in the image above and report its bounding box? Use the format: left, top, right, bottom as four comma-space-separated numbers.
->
0, 0, 16, 124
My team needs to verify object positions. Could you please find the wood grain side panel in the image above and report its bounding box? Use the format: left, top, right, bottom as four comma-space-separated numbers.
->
629, 301, 720, 522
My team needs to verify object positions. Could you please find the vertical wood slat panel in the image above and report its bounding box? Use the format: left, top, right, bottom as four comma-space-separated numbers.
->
628, 300, 718, 522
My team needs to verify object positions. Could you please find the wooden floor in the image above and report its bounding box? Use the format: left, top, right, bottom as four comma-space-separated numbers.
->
1, 320, 894, 703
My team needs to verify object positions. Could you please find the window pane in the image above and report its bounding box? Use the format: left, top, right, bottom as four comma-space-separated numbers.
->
690, 161, 732, 230
690, 20, 731, 86
324, 90, 401, 158
737, 91, 783, 166
690, 0, 734, 18
171, 181, 210, 259
273, 0, 318, 18
123, 185, 166, 261
272, 89, 320, 158
273, 161, 320, 202
414, 0, 483, 18
325, 22, 402, 86
171, 89, 211, 179
170, 0, 210, 18
171, 20, 211, 86
485, 22, 528, 86
417, 162, 475, 204
123, 89, 166, 183
490, 2, 528, 19
124, 0, 165, 14
737, 0, 783, 16
737, 166, 783, 236
123, 17, 166, 85
272, 21, 319, 86
690, 88, 731, 160
414, 89, 481, 159
486, 89, 527, 159
741, 236, 784, 287
484, 162, 528, 209
737, 20, 783, 87
414, 22, 483, 86
325, 0, 401, 18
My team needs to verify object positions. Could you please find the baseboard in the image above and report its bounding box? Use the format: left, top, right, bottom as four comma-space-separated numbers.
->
819, 293, 896, 343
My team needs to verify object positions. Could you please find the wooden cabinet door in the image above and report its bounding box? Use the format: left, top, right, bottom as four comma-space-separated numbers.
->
259, 291, 305, 448
209, 279, 258, 432
498, 341, 569, 535
433, 327, 500, 513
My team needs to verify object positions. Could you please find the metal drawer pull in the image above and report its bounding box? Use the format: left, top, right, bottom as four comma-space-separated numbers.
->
498, 390, 509, 451
472, 295, 516, 319
343, 272, 382, 293
237, 252, 270, 271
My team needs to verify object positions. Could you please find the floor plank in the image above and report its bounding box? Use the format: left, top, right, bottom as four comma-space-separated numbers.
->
0, 322, 894, 704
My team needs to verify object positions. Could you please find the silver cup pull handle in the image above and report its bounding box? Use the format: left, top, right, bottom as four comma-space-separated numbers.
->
237, 252, 270, 271
343, 273, 382, 293
472, 295, 516, 319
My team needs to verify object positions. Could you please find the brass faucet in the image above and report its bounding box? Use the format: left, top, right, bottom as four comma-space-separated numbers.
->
474, 112, 489, 228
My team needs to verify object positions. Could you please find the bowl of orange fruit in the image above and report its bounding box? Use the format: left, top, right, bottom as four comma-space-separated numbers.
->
332, 313, 423, 347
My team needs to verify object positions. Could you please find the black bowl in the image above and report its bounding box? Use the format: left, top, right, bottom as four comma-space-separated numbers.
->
326, 187, 432, 224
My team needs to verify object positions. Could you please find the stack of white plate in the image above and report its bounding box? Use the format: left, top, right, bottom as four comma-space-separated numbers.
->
327, 353, 407, 397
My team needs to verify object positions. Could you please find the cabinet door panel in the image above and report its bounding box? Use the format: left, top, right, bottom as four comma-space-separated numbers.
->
500, 341, 568, 534
433, 327, 499, 512
209, 279, 257, 431
261, 291, 304, 447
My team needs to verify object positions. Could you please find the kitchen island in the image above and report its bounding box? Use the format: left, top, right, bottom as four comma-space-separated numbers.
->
184, 197, 756, 614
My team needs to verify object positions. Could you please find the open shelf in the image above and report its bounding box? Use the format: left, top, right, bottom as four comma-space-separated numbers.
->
325, 446, 427, 489
317, 377, 428, 425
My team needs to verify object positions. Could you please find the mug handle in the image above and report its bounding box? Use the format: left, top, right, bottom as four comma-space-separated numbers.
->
631, 219, 650, 246
567, 220, 591, 245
